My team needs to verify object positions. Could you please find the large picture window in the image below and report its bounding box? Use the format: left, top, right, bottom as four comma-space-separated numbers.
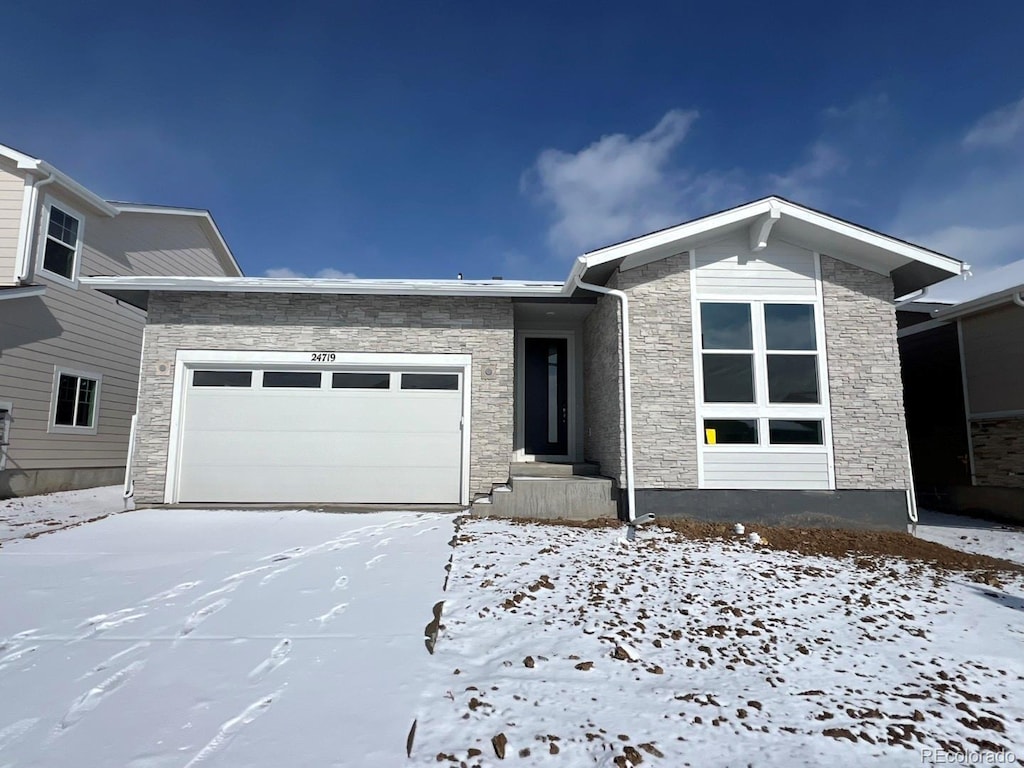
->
698, 301, 826, 447
40, 201, 84, 283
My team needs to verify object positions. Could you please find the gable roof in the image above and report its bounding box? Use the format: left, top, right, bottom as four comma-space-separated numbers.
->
109, 203, 243, 277
566, 196, 965, 296
0, 143, 241, 276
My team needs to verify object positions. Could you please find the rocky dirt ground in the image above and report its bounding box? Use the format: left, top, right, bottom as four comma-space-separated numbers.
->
411, 518, 1024, 767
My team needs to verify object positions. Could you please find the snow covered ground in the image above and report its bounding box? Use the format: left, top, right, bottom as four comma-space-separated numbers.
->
2, 489, 1023, 766
0, 485, 129, 542
413, 520, 1024, 766
916, 509, 1024, 566
0, 508, 453, 767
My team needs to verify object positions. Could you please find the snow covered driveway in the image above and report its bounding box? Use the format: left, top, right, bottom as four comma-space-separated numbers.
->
413, 519, 1024, 766
0, 509, 453, 768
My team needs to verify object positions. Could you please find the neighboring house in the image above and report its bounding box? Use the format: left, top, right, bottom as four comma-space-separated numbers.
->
0, 142, 242, 497
898, 261, 1024, 523
86, 197, 963, 530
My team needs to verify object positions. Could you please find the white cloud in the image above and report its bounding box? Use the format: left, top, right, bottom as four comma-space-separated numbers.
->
522, 110, 744, 254
264, 267, 357, 279
768, 141, 847, 204
963, 94, 1024, 148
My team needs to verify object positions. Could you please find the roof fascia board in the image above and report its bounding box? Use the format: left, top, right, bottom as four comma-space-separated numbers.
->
933, 286, 1024, 321
80, 275, 566, 298
112, 205, 243, 277
583, 199, 771, 268
777, 203, 961, 274
0, 285, 46, 301
581, 196, 962, 279
0, 143, 117, 217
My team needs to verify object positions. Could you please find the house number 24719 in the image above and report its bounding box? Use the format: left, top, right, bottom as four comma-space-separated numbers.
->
310, 352, 337, 362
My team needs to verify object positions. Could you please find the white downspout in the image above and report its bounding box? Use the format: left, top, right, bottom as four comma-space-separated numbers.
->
1013, 292, 1024, 308
574, 269, 636, 523
13, 171, 55, 284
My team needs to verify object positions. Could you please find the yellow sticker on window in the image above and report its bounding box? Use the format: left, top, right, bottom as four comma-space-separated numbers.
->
705, 428, 717, 445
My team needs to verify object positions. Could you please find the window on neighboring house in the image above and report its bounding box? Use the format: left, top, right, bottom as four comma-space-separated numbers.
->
41, 202, 83, 282
0, 405, 11, 471
698, 301, 826, 447
51, 370, 100, 432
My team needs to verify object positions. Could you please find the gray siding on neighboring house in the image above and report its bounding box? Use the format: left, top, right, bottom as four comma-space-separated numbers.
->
960, 303, 1024, 415
0, 183, 236, 496
582, 292, 624, 484
0, 160, 24, 285
133, 292, 515, 505
820, 255, 910, 491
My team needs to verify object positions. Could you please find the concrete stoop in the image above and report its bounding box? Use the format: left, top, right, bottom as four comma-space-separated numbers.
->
472, 463, 619, 520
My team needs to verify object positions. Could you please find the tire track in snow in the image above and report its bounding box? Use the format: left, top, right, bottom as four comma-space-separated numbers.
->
52, 660, 146, 736
0, 718, 38, 752
78, 641, 150, 680
0, 630, 37, 654
247, 639, 291, 682
189, 581, 240, 606
0, 646, 38, 672
145, 580, 202, 602
314, 604, 348, 627
183, 690, 281, 768
75, 608, 148, 640
179, 599, 230, 638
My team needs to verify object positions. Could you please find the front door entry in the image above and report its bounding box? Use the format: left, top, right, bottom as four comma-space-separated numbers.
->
524, 337, 568, 456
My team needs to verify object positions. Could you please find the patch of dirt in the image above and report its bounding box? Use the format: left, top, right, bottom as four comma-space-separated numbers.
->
509, 516, 1023, 575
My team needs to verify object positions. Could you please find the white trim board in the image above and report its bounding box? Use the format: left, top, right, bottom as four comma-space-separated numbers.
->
163, 350, 473, 505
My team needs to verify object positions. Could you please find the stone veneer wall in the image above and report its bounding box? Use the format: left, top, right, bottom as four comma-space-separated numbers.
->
971, 418, 1024, 488
613, 253, 697, 488
582, 291, 624, 485
820, 256, 911, 490
134, 292, 514, 504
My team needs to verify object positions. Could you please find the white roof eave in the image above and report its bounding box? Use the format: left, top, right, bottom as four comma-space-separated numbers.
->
579, 196, 963, 279
80, 275, 567, 299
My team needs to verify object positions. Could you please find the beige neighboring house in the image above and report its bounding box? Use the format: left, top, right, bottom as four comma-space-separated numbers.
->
0, 142, 241, 497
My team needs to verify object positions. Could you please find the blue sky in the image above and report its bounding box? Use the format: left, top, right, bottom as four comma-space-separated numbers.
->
3, 1, 1023, 283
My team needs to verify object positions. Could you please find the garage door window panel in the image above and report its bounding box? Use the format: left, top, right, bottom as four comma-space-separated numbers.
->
263, 371, 322, 388
193, 371, 253, 387
332, 372, 391, 389
401, 373, 459, 390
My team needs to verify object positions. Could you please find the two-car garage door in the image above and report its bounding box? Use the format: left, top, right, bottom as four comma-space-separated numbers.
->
174, 361, 465, 504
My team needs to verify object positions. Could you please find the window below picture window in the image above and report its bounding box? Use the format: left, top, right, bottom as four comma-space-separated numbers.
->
39, 201, 84, 284
50, 369, 101, 434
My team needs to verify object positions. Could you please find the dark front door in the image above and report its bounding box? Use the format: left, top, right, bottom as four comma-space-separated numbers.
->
524, 337, 569, 456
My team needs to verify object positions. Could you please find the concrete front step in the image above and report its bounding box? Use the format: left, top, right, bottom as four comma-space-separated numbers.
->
509, 461, 601, 477
474, 474, 618, 520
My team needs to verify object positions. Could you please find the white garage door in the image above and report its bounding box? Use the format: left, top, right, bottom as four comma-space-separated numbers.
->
175, 366, 464, 504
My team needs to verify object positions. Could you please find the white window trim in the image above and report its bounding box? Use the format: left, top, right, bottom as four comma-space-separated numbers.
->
164, 350, 473, 505
48, 367, 102, 435
36, 196, 85, 289
690, 250, 837, 489
0, 401, 12, 471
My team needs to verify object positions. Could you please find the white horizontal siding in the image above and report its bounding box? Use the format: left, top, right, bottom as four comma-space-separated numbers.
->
694, 235, 816, 298
0, 159, 25, 285
702, 450, 831, 489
